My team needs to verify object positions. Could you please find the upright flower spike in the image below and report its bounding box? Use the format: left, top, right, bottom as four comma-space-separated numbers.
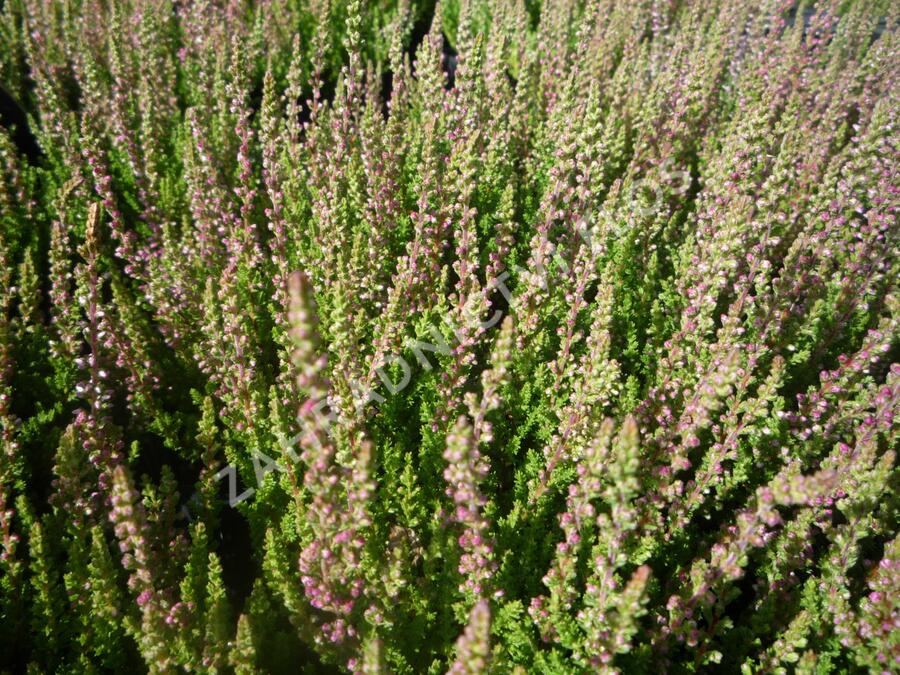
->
531, 275, 621, 502
80, 101, 148, 280
278, 270, 328, 499
447, 600, 491, 675
48, 426, 98, 533
184, 33, 269, 436
287, 272, 374, 654
0, 141, 33, 564
106, 271, 165, 421
108, 466, 171, 665
433, 37, 492, 428
359, 6, 452, 397
356, 25, 409, 315
466, 315, 515, 447
72, 203, 124, 492
852, 534, 900, 671
510, 114, 582, 345
228, 33, 260, 238
106, 2, 162, 241
0, 477, 20, 597
570, 418, 650, 668
0, 225, 22, 634
0, 1, 898, 671
0, 226, 13, 431
288, 270, 330, 426
134, 3, 179, 210
47, 190, 83, 357
260, 66, 290, 327
443, 416, 496, 599
532, 418, 615, 643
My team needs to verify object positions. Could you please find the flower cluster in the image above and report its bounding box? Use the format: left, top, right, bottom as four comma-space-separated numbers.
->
0, 0, 898, 673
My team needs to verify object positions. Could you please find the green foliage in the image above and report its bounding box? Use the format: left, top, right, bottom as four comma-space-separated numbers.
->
0, 0, 898, 673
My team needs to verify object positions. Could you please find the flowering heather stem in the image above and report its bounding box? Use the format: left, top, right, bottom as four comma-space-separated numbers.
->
444, 416, 496, 600
1, 1, 898, 672
447, 599, 491, 675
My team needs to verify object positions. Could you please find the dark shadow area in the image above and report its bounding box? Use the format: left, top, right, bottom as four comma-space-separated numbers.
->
0, 84, 41, 162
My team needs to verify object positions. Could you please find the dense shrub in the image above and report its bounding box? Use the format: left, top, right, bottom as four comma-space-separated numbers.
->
1, 0, 898, 672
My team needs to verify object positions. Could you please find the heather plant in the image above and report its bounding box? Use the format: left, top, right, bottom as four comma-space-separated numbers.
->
0, 0, 898, 673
